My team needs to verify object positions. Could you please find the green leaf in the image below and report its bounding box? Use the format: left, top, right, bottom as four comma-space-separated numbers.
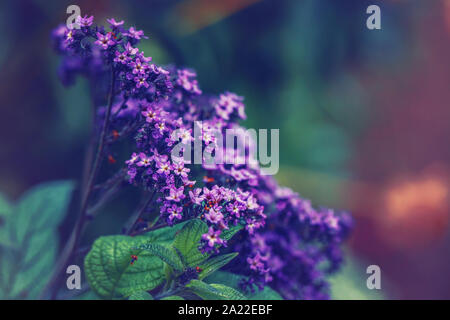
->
173, 219, 209, 267
138, 243, 184, 272
205, 271, 283, 300
221, 224, 243, 241
0, 181, 74, 299
128, 291, 153, 300
142, 221, 188, 244
185, 279, 221, 299
84, 223, 191, 300
198, 253, 238, 280
12, 181, 74, 244
85, 235, 164, 299
204, 270, 242, 288
186, 279, 246, 300
209, 284, 247, 300
161, 295, 184, 300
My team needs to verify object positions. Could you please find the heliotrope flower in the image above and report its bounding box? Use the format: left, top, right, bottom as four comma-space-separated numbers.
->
156, 160, 171, 176
124, 42, 139, 55
76, 15, 94, 28
107, 18, 124, 28
167, 204, 183, 223
134, 74, 149, 88
95, 32, 115, 50
204, 206, 224, 224
126, 152, 139, 165
65, 29, 74, 44
172, 161, 190, 178
189, 188, 205, 205
176, 69, 202, 95
202, 227, 223, 247
226, 201, 243, 218
130, 58, 147, 75
215, 92, 246, 120
124, 26, 148, 40
114, 50, 129, 64
247, 253, 264, 272
166, 186, 185, 202
137, 153, 152, 167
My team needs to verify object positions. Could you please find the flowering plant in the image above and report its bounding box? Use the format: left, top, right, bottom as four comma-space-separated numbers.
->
42, 16, 352, 300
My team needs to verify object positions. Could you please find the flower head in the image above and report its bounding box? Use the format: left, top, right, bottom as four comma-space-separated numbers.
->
167, 204, 183, 223
166, 186, 185, 202
107, 18, 124, 28
95, 32, 115, 50
124, 27, 148, 40
189, 188, 205, 205
137, 153, 152, 167
76, 15, 94, 28
202, 227, 223, 248
205, 207, 224, 224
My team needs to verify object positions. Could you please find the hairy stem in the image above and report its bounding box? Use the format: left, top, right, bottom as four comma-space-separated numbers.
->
42, 69, 116, 299
125, 191, 156, 235
87, 169, 126, 216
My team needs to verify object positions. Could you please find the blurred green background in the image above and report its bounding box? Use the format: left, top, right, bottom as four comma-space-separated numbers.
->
0, 0, 449, 299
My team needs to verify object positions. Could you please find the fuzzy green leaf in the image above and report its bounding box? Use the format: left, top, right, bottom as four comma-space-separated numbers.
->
186, 279, 246, 300
173, 219, 209, 267
161, 295, 184, 300
141, 221, 188, 244
205, 271, 283, 300
138, 243, 184, 272
84, 223, 189, 300
209, 284, 247, 300
221, 224, 243, 241
128, 291, 153, 300
198, 253, 238, 280
84, 234, 165, 299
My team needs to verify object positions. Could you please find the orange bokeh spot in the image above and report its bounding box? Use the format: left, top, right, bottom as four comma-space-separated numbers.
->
378, 171, 449, 249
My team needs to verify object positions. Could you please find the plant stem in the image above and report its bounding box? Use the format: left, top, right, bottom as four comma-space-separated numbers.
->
87, 169, 126, 216
125, 191, 156, 235
42, 69, 116, 299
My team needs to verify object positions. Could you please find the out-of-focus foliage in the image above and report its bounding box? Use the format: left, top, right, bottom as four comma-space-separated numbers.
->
330, 257, 384, 300
0, 181, 74, 299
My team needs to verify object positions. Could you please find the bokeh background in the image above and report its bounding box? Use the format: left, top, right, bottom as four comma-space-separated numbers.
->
1, 0, 449, 299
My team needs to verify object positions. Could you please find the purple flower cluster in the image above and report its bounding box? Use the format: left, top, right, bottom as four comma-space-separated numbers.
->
52, 17, 171, 99
52, 17, 352, 299
228, 176, 353, 299
123, 96, 266, 253
214, 92, 246, 121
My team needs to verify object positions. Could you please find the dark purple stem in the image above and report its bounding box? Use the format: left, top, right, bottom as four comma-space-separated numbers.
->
125, 191, 156, 235
42, 68, 116, 299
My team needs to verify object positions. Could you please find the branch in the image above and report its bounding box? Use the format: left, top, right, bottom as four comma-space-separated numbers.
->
42, 68, 116, 299
125, 191, 156, 235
